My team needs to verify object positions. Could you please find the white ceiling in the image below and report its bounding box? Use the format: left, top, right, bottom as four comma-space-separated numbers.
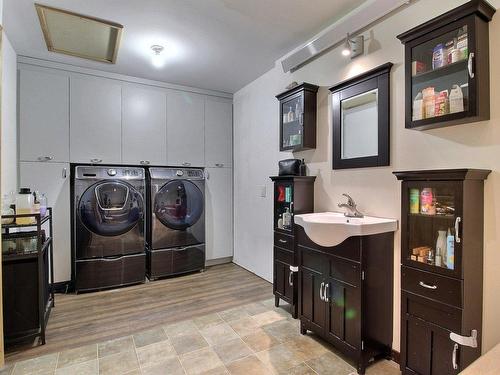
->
4, 0, 367, 93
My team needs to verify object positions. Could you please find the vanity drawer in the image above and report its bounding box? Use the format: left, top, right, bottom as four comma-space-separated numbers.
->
402, 266, 462, 308
402, 291, 462, 333
274, 231, 293, 251
329, 256, 360, 286
274, 247, 293, 265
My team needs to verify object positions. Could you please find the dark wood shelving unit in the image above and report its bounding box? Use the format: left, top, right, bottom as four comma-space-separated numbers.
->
394, 169, 490, 375
2, 209, 55, 346
276, 83, 319, 152
269, 175, 315, 318
397, 0, 495, 130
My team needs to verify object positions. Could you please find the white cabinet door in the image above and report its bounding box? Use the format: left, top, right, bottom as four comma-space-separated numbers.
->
205, 97, 232, 168
19, 68, 69, 162
19, 162, 71, 283
70, 75, 122, 164
122, 84, 167, 166
205, 167, 233, 260
166, 91, 205, 167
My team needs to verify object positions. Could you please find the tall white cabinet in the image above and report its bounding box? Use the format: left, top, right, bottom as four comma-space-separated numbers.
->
205, 97, 233, 168
70, 75, 122, 164
166, 91, 205, 167
19, 162, 71, 283
19, 68, 69, 162
122, 84, 167, 166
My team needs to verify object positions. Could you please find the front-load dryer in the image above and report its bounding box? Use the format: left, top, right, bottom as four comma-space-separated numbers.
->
73, 166, 146, 292
148, 167, 205, 279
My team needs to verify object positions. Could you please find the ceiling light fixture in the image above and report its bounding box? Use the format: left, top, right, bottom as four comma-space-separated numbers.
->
341, 33, 364, 59
151, 44, 165, 68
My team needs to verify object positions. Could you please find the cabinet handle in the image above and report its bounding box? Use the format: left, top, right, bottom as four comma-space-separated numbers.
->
38, 156, 53, 161
140, 160, 150, 165
215, 163, 224, 167
182, 162, 191, 167
419, 281, 437, 290
319, 282, 324, 301
452, 343, 459, 370
455, 217, 461, 243
468, 52, 475, 79
278, 239, 287, 244
288, 271, 293, 286
90, 158, 102, 163
62, 168, 67, 179
324, 283, 329, 303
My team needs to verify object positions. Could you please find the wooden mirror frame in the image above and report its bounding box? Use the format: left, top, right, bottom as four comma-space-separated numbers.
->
329, 62, 393, 170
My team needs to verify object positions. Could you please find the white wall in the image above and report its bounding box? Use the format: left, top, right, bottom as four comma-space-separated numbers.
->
233, 0, 500, 353
1, 31, 17, 195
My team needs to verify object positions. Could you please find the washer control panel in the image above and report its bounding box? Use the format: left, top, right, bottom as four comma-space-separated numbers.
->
75, 166, 145, 180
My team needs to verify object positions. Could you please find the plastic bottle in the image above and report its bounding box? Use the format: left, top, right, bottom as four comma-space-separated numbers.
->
446, 228, 455, 270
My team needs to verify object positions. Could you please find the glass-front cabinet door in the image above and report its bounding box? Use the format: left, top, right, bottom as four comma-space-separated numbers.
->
274, 181, 294, 233
280, 94, 304, 150
397, 1, 495, 130
402, 180, 462, 278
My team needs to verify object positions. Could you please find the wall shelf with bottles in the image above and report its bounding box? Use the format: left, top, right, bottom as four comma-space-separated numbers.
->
394, 169, 490, 374
276, 83, 319, 151
397, 0, 495, 131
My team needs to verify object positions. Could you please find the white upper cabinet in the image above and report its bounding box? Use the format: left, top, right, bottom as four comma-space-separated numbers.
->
19, 68, 69, 162
205, 167, 233, 260
166, 91, 205, 167
122, 84, 167, 166
70, 75, 122, 164
205, 97, 233, 168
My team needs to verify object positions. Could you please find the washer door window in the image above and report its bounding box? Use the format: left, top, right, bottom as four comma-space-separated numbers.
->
154, 180, 203, 230
78, 181, 144, 236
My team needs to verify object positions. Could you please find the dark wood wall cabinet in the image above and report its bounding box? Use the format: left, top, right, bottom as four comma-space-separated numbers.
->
270, 176, 315, 318
296, 226, 394, 374
397, 0, 495, 130
276, 83, 319, 151
394, 169, 490, 375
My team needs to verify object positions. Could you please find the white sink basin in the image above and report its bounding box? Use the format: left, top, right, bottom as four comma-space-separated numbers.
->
294, 212, 398, 248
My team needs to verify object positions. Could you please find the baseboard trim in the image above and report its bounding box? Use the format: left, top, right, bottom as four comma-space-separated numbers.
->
52, 280, 73, 294
391, 349, 400, 364
205, 257, 233, 267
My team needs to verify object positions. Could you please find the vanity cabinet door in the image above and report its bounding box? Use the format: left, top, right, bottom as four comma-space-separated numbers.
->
325, 278, 361, 351
299, 247, 326, 333
274, 259, 293, 302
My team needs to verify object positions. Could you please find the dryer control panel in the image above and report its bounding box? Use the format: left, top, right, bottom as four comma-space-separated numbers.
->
150, 168, 205, 180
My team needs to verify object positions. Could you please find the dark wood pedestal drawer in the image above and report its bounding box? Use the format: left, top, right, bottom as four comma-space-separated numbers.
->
402, 266, 462, 308
172, 244, 205, 275
274, 232, 293, 251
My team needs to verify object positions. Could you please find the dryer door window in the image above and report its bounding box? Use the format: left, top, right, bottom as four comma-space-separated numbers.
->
154, 180, 203, 230
78, 181, 144, 236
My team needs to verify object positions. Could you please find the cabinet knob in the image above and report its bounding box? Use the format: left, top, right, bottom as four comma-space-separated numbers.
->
140, 160, 150, 165
38, 156, 53, 161
90, 158, 103, 164
182, 162, 191, 167
215, 163, 224, 167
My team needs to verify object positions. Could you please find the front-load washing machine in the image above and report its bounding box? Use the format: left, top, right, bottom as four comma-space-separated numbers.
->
147, 167, 205, 279
73, 166, 146, 292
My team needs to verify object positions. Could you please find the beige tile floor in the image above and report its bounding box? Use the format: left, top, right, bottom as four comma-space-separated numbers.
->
0, 299, 400, 375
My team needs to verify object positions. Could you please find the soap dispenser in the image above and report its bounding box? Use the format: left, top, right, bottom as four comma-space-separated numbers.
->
283, 207, 292, 229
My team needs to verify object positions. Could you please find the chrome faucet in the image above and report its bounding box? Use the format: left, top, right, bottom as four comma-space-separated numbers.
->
338, 194, 364, 218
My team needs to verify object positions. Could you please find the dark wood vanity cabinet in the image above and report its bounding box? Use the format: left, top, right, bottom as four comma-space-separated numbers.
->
270, 176, 315, 318
397, 0, 495, 130
297, 226, 394, 374
276, 83, 319, 151
394, 169, 490, 375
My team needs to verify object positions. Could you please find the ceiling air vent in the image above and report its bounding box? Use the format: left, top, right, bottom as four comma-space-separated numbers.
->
35, 3, 123, 64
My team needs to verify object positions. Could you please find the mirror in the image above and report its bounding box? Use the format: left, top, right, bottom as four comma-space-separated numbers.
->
341, 89, 378, 159
330, 62, 392, 169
